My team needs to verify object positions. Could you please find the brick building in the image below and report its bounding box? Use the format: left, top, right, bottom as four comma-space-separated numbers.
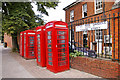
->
63, 0, 120, 78
63, 0, 120, 60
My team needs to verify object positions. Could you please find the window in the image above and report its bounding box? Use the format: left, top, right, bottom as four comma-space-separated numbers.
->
95, 30, 103, 41
82, 3, 87, 18
95, 0, 103, 14
70, 10, 74, 22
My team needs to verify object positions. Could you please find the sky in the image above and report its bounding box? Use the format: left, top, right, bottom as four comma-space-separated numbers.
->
31, 0, 76, 23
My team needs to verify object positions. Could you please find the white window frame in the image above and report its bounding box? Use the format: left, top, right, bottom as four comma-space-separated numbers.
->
70, 10, 74, 22
82, 3, 87, 18
95, 30, 103, 42
94, 0, 103, 14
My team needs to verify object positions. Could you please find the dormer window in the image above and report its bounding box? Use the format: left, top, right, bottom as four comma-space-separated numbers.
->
95, 0, 103, 14
82, 3, 87, 18
70, 10, 74, 22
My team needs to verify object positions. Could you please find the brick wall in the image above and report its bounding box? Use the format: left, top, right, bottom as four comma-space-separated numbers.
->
66, 6, 120, 60
4, 33, 12, 48
65, 1, 114, 23
70, 56, 120, 78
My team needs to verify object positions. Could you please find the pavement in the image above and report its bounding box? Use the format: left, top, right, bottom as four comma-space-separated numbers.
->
1, 44, 102, 78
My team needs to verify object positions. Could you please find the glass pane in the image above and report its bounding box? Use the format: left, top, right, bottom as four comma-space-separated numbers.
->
48, 36, 51, 39
48, 57, 52, 61
38, 59, 40, 62
38, 52, 40, 54
57, 40, 65, 43
48, 31, 51, 35
38, 56, 40, 58
48, 49, 51, 52
48, 40, 51, 43
48, 61, 52, 65
58, 44, 65, 48
48, 44, 51, 48
37, 38, 40, 41
58, 62, 66, 66
58, 31, 65, 35
38, 49, 40, 51
38, 42, 40, 44
38, 45, 40, 47
37, 34, 40, 37
58, 48, 66, 52
57, 36, 65, 39
48, 53, 52, 56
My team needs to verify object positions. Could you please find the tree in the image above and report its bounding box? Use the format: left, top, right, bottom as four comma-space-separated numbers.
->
2, 2, 58, 51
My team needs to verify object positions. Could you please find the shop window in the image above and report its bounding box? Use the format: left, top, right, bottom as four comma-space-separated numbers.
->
95, 0, 103, 14
70, 10, 74, 22
82, 3, 87, 18
95, 30, 103, 41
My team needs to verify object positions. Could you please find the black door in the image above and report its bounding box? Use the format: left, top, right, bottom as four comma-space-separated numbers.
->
83, 34, 87, 47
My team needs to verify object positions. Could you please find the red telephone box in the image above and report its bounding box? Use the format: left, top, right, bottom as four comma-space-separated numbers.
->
45, 21, 69, 73
20, 31, 24, 57
23, 30, 36, 59
35, 26, 46, 67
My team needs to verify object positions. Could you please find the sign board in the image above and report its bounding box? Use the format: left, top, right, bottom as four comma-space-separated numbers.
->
55, 25, 66, 27
37, 29, 41, 32
28, 33, 35, 34
76, 21, 108, 32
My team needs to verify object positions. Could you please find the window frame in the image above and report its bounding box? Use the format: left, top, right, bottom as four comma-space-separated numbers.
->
70, 10, 74, 22
94, 0, 103, 14
82, 3, 87, 18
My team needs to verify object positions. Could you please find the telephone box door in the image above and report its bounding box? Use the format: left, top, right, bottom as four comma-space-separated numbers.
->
20, 32, 24, 56
56, 29, 69, 71
28, 35, 35, 58
46, 30, 54, 70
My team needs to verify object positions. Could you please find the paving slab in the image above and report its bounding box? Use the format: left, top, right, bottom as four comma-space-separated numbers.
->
2, 46, 103, 78
2, 46, 34, 78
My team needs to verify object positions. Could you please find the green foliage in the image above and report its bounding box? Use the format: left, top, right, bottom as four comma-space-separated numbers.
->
2, 2, 58, 36
12, 48, 17, 52
2, 2, 58, 49
70, 50, 83, 57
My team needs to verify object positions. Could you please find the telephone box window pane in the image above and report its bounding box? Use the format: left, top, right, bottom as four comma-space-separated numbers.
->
30, 44, 34, 46
48, 36, 51, 39
38, 49, 40, 51
37, 34, 40, 37
48, 31, 51, 35
57, 40, 65, 43
38, 56, 40, 58
38, 45, 40, 47
30, 39, 34, 41
38, 52, 40, 54
48, 57, 52, 61
58, 44, 65, 48
37, 38, 40, 41
48, 53, 52, 56
58, 62, 66, 66
48, 40, 51, 43
30, 42, 34, 44
38, 42, 40, 44
58, 53, 66, 57
57, 36, 65, 39
48, 61, 53, 65
57, 31, 65, 35
38, 59, 40, 62
48, 44, 51, 48
58, 48, 66, 52
61, 53, 66, 56
48, 49, 52, 52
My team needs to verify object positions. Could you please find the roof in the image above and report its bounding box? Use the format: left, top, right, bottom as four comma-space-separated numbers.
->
63, 0, 83, 11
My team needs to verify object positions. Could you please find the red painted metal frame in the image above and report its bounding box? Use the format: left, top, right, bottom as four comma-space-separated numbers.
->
45, 21, 70, 73
20, 31, 24, 57
35, 26, 46, 67
24, 30, 36, 59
